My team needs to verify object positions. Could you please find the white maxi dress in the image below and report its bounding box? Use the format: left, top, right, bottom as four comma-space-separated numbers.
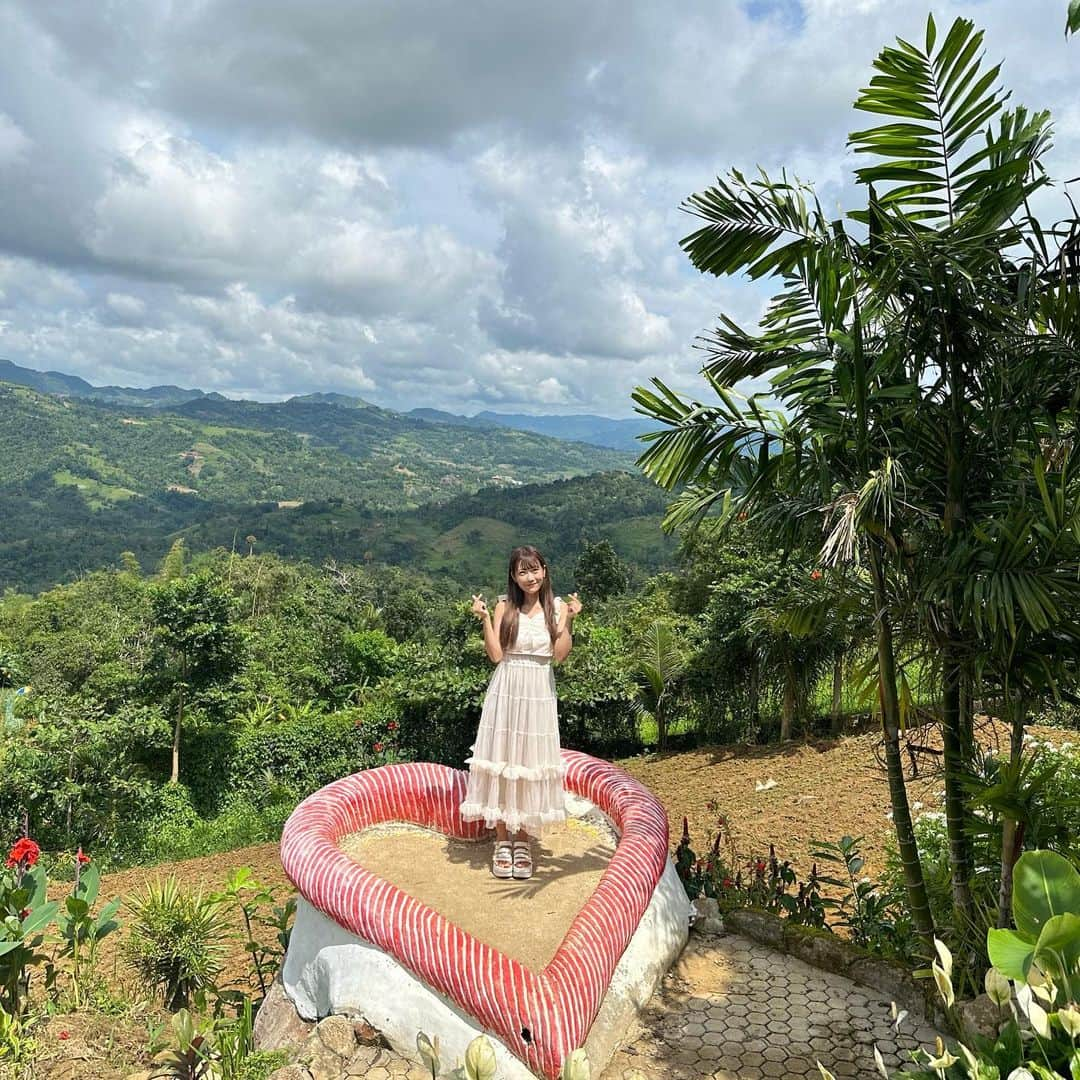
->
460, 598, 567, 837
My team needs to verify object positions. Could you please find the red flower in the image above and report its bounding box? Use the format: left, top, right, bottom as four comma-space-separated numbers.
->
20, 908, 30, 920
756, 860, 766, 873
6, 837, 40, 868
76, 847, 91, 865
722, 877, 733, 889
57, 1031, 70, 1041
387, 721, 399, 731
810, 569, 822, 581
373, 741, 384, 753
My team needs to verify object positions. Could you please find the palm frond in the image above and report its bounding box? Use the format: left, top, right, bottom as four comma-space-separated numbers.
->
680, 168, 830, 280
849, 15, 1050, 228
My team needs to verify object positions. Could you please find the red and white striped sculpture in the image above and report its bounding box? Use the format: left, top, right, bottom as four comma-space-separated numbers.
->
280, 749, 684, 1079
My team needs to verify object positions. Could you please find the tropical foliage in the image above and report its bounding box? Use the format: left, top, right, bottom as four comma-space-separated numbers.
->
635, 13, 1080, 951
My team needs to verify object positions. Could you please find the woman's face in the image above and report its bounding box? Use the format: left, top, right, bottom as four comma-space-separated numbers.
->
514, 561, 545, 597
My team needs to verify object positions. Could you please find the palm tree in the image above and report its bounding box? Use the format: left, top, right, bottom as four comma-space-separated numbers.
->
632, 621, 686, 752
634, 15, 1079, 945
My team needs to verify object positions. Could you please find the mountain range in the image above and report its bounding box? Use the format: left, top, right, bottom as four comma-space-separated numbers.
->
0, 360, 673, 593
0, 358, 651, 452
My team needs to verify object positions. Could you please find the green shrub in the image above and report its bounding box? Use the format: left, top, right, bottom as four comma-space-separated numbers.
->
125, 877, 230, 1009
343, 628, 400, 684
131, 795, 294, 866
226, 711, 382, 805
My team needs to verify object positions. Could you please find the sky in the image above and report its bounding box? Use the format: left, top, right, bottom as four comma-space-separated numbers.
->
0, 1, 1077, 417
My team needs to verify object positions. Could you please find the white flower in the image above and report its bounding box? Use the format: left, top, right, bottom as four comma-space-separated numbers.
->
932, 961, 955, 1008
1015, 985, 1050, 1038
1058, 1005, 1080, 1038
934, 938, 953, 979
927, 1037, 958, 1071
873, 1045, 888, 1078
984, 967, 1011, 1007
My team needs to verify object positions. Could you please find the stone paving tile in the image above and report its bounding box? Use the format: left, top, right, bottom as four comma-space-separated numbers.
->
601, 931, 945, 1080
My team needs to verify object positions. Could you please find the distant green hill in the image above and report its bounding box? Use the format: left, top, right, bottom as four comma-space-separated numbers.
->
0, 382, 669, 593
0, 357, 210, 407
176, 470, 676, 590
406, 406, 652, 452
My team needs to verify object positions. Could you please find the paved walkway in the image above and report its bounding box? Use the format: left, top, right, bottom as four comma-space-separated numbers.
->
601, 931, 941, 1079
315, 930, 941, 1079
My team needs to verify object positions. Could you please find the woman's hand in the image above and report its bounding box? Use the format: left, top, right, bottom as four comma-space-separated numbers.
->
565, 592, 582, 620
471, 594, 489, 621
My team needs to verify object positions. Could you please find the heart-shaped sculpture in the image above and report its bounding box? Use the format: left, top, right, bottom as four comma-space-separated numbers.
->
280, 749, 674, 1078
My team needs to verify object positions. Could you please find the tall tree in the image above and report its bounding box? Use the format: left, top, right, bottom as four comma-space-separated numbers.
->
148, 574, 243, 783
633, 15, 1079, 946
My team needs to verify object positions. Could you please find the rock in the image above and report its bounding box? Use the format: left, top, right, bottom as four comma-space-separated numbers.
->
847, 955, 928, 1019
313, 1015, 358, 1060
298, 1015, 359, 1080
346, 1045, 393, 1075
725, 908, 783, 948
267, 1067, 313, 1080
353, 1019, 385, 1046
958, 993, 1009, 1044
254, 978, 315, 1052
691, 896, 724, 935
783, 926, 855, 977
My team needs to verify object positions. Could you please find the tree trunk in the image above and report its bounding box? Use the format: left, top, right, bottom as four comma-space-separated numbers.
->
871, 546, 935, 948
781, 662, 796, 742
942, 641, 975, 928
998, 694, 1028, 928
170, 685, 184, 784
749, 658, 761, 729
830, 654, 844, 736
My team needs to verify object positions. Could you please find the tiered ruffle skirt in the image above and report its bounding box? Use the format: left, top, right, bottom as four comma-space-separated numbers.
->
460, 654, 567, 837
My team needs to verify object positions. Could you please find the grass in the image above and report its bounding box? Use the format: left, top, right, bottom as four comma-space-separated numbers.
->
52, 469, 140, 509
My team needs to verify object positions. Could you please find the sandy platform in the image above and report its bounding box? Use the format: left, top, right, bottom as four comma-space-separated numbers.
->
338, 818, 616, 972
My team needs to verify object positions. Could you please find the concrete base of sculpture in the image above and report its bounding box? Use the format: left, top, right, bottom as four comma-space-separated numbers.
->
277, 753, 690, 1078
282, 848, 687, 1076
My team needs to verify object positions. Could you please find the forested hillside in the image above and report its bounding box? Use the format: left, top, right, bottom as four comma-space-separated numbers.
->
0, 382, 664, 592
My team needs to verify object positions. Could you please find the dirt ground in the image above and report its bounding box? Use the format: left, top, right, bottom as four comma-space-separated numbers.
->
339, 817, 616, 972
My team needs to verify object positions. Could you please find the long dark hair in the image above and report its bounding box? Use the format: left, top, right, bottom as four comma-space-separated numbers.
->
499, 545, 557, 652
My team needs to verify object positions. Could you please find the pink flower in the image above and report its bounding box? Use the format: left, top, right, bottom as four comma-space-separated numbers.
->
387, 721, 399, 731
810, 569, 822, 581
57, 1031, 70, 1040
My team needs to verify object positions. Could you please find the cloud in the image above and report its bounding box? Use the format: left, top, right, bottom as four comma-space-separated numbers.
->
0, 0, 1076, 416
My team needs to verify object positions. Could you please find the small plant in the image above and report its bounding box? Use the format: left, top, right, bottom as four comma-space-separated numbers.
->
674, 803, 739, 903
149, 1008, 219, 1079
0, 834, 58, 1017
887, 850, 1080, 1078
210, 867, 296, 1001
812, 835, 915, 959
416, 1031, 592, 1078
0, 1006, 37, 1065
126, 877, 230, 1010
53, 848, 122, 1008
675, 816, 827, 927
